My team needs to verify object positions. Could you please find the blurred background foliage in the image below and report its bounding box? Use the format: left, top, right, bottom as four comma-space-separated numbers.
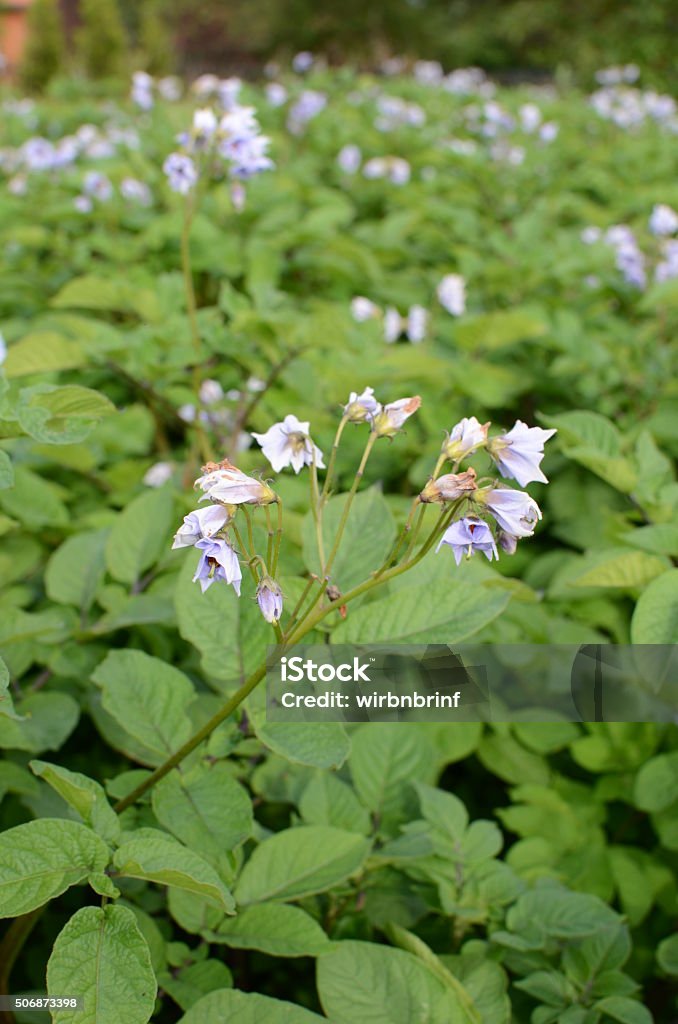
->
7, 0, 678, 90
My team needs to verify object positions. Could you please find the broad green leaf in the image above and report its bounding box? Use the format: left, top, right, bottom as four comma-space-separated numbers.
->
47, 905, 156, 1024
0, 449, 13, 490
571, 550, 668, 589
0, 818, 110, 917
631, 569, 678, 643
302, 486, 397, 592
105, 486, 174, 585
152, 762, 253, 867
621, 524, 678, 557
506, 885, 620, 942
16, 384, 114, 444
299, 772, 371, 834
3, 332, 85, 378
251, 717, 351, 770
332, 580, 509, 643
51, 274, 162, 321
45, 529, 108, 611
0, 692, 79, 752
317, 939, 473, 1023
455, 308, 548, 352
177, 989, 327, 1024
0, 653, 20, 720
160, 960, 233, 1013
595, 996, 653, 1024
209, 903, 332, 957
477, 733, 549, 785
0, 465, 68, 528
633, 751, 678, 812
349, 724, 435, 831
657, 933, 678, 976
414, 781, 469, 838
29, 760, 120, 844
235, 825, 370, 904
91, 649, 195, 766
113, 831, 235, 912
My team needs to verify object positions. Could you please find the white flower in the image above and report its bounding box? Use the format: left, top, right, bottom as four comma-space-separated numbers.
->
372, 397, 421, 438
199, 379, 224, 405
257, 578, 283, 622
383, 307, 402, 343
193, 537, 242, 595
443, 416, 489, 460
143, 462, 173, 488
406, 305, 428, 344
172, 504, 230, 548
266, 83, 288, 107
539, 122, 558, 143
196, 460, 276, 504
487, 420, 557, 487
247, 376, 267, 393
363, 157, 387, 180
252, 414, 325, 474
649, 204, 678, 237
389, 158, 410, 185
192, 107, 218, 140
337, 143, 362, 174
158, 76, 182, 101
581, 226, 601, 245
351, 296, 379, 322
344, 387, 379, 423
481, 486, 542, 538
163, 153, 198, 194
519, 103, 542, 133
436, 274, 466, 316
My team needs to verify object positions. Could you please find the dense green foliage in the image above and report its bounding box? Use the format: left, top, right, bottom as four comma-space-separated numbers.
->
19, 0, 65, 93
76, 0, 127, 80
0, 63, 677, 1023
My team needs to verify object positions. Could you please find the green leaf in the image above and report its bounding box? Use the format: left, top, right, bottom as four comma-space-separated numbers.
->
152, 762, 253, 868
657, 933, 678, 976
45, 530, 108, 611
3, 331, 85, 378
455, 308, 548, 352
317, 939, 473, 1023
29, 760, 120, 845
235, 825, 370, 904
0, 818, 110, 917
177, 989, 327, 1024
209, 903, 332, 957
161, 960, 233, 1012
506, 886, 620, 942
16, 384, 115, 444
540, 411, 637, 492
349, 724, 434, 831
414, 781, 469, 839
299, 772, 371, 834
570, 550, 668, 589
251, 718, 351, 770
633, 751, 678, 812
113, 830, 235, 912
0, 654, 20, 721
0, 449, 13, 490
47, 905, 156, 1024
595, 996, 653, 1024
105, 487, 173, 585
51, 274, 162, 321
0, 692, 80, 752
0, 465, 68, 528
91, 649, 195, 767
302, 486, 397, 592
477, 732, 549, 785
620, 523, 678, 557
631, 569, 678, 643
332, 580, 509, 643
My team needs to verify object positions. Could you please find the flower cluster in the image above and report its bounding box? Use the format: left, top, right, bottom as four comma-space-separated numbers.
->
581, 206, 678, 288
350, 272, 466, 342
589, 85, 677, 132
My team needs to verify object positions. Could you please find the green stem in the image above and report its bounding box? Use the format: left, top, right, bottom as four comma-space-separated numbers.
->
283, 574, 319, 634
271, 498, 283, 577
265, 505, 274, 569
324, 431, 377, 577
231, 522, 259, 586
310, 453, 326, 574
320, 415, 349, 502
0, 907, 44, 1015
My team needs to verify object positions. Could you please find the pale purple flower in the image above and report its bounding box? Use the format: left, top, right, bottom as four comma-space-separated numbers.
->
437, 274, 466, 316
287, 90, 326, 134
247, 376, 266, 393
406, 305, 428, 344
363, 157, 387, 180
337, 144, 362, 174
539, 122, 558, 143
8, 175, 28, 196
519, 103, 542, 133
83, 171, 113, 202
344, 387, 379, 423
443, 416, 489, 461
351, 296, 379, 322
0, 332, 6, 365
649, 204, 678, 237
158, 76, 182, 101
74, 195, 93, 214
581, 226, 601, 245
256, 578, 283, 622
389, 158, 411, 185
372, 396, 421, 438
196, 460, 276, 504
193, 537, 242, 595
163, 153, 198, 194
436, 516, 498, 565
487, 420, 557, 487
266, 83, 288, 107
143, 461, 173, 488
292, 51, 314, 73
173, 504, 230, 548
383, 307, 402, 344
21, 137, 56, 171
252, 415, 324, 474
481, 487, 542, 538
655, 240, 678, 282
217, 78, 242, 110
199, 379, 224, 405
192, 107, 218, 144
226, 134, 274, 180
131, 71, 154, 110
497, 530, 518, 555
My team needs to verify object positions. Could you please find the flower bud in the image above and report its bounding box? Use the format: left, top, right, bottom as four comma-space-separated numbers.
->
372, 396, 421, 438
442, 416, 489, 461
419, 468, 477, 503
343, 387, 379, 423
256, 578, 283, 623
497, 530, 518, 555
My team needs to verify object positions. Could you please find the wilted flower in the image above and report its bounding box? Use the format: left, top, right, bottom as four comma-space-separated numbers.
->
436, 516, 498, 564
443, 416, 489, 461
344, 387, 379, 423
163, 153, 198, 194
172, 504, 230, 548
351, 296, 379, 322
196, 460, 277, 504
256, 578, 283, 622
252, 415, 325, 474
406, 305, 428, 344
143, 462, 173, 488
479, 486, 542, 538
383, 307, 402, 343
420, 468, 477, 503
437, 274, 466, 316
487, 420, 557, 487
372, 396, 421, 438
337, 144, 362, 174
193, 537, 242, 594
649, 204, 678, 236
